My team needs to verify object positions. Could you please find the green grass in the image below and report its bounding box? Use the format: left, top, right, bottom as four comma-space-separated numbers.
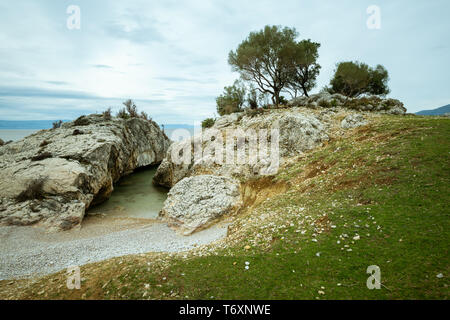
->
1, 115, 449, 300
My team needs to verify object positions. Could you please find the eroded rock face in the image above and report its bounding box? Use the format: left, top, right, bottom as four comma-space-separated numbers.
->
0, 114, 170, 230
159, 175, 241, 235
153, 111, 329, 188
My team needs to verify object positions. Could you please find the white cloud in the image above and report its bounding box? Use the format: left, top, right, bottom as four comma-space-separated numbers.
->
0, 0, 449, 122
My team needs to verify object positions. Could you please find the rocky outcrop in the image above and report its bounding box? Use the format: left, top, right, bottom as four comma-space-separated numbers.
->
288, 92, 407, 115
153, 93, 408, 234
341, 114, 368, 129
159, 175, 241, 235
153, 111, 329, 188
0, 114, 170, 230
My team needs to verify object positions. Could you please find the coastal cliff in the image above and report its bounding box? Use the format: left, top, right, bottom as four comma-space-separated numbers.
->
0, 114, 170, 231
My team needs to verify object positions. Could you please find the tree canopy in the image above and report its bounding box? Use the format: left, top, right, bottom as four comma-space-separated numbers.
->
329, 61, 390, 97
285, 39, 321, 98
228, 25, 321, 105
216, 80, 246, 116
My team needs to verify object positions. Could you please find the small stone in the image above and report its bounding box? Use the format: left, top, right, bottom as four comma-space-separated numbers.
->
436, 273, 444, 279
318, 290, 325, 295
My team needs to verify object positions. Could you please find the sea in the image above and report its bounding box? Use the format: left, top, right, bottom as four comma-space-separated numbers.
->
0, 120, 196, 142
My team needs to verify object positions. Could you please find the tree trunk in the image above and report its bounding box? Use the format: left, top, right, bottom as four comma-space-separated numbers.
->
301, 84, 309, 97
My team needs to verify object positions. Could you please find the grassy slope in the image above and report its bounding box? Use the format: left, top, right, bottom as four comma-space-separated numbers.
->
1, 115, 449, 300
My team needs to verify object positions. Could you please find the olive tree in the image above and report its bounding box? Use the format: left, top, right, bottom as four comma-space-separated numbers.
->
285, 39, 321, 98
229, 26, 321, 105
330, 61, 390, 97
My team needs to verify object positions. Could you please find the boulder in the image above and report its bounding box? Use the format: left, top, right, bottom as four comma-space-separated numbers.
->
341, 114, 368, 129
159, 175, 241, 235
0, 114, 170, 230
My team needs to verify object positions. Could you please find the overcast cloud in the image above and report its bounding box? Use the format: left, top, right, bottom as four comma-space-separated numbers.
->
0, 0, 449, 124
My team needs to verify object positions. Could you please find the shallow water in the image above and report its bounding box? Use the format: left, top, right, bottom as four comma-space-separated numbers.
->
88, 167, 168, 219
0, 129, 39, 142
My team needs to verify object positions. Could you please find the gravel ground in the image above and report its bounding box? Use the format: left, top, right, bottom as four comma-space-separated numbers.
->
0, 217, 228, 280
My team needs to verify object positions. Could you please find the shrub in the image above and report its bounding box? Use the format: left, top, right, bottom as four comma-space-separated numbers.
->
202, 118, 215, 129
279, 96, 288, 105
140, 111, 151, 121
318, 99, 331, 108
216, 80, 246, 116
103, 108, 112, 120
116, 100, 152, 121
123, 99, 139, 118
52, 120, 63, 129
116, 108, 130, 119
16, 178, 47, 202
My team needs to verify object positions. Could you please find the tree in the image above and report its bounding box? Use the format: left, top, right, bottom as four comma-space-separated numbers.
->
285, 40, 321, 98
368, 64, 390, 96
228, 25, 299, 106
123, 99, 138, 117
216, 80, 246, 116
330, 61, 390, 97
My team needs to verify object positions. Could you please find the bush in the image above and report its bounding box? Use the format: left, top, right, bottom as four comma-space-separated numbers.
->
52, 120, 63, 129
216, 80, 246, 116
116, 100, 152, 121
116, 108, 130, 119
202, 118, 215, 129
140, 111, 150, 121
123, 99, 139, 118
318, 99, 331, 108
102, 108, 112, 120
279, 96, 288, 105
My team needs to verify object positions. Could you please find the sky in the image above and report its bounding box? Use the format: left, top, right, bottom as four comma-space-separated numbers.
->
0, 0, 449, 124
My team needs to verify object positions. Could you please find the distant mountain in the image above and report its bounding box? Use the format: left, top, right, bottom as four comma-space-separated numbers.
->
416, 104, 450, 116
